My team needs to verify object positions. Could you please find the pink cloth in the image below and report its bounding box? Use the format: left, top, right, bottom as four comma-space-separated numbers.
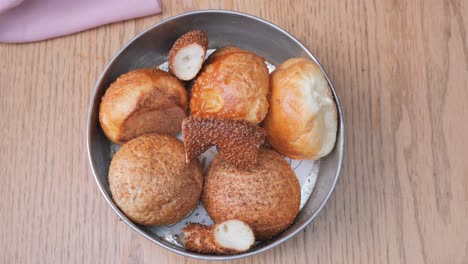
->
0, 0, 162, 43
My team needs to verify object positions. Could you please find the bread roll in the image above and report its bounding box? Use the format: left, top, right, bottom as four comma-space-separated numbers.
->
109, 134, 203, 226
190, 46, 269, 124
99, 69, 188, 145
183, 220, 255, 254
169, 30, 208, 81
202, 147, 300, 240
263, 58, 338, 160
182, 117, 265, 169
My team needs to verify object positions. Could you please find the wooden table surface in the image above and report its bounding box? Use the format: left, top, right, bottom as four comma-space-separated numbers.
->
1, 0, 467, 263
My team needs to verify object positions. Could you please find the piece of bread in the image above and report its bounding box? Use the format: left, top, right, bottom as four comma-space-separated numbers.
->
99, 69, 188, 145
263, 58, 338, 160
108, 134, 203, 226
182, 117, 265, 169
190, 46, 269, 124
169, 30, 208, 81
202, 147, 300, 240
183, 220, 255, 254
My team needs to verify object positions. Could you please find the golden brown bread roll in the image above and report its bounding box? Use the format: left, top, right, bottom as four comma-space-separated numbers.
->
263, 58, 338, 160
169, 30, 208, 81
109, 134, 203, 226
202, 147, 300, 240
190, 46, 269, 124
99, 69, 188, 145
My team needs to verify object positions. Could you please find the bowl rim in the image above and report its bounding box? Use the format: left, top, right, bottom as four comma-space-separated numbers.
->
86, 9, 345, 261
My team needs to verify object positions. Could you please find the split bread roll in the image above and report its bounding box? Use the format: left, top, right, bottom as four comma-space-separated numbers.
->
183, 220, 255, 254
99, 69, 188, 145
203, 147, 300, 240
169, 30, 208, 81
108, 134, 203, 226
182, 117, 265, 170
263, 58, 338, 160
190, 46, 269, 124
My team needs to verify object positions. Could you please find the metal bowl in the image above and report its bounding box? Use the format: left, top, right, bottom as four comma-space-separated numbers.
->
87, 10, 344, 260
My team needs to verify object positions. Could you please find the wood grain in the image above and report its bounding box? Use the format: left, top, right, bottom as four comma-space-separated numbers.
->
1, 0, 467, 263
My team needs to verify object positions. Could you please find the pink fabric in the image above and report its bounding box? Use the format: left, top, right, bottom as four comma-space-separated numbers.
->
0, 0, 162, 43
0, 0, 22, 13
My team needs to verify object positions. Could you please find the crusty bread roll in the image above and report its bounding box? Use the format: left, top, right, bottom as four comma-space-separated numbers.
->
109, 134, 203, 226
190, 46, 269, 124
202, 147, 300, 240
183, 220, 255, 254
169, 30, 208, 81
182, 117, 265, 169
99, 69, 188, 145
263, 58, 338, 160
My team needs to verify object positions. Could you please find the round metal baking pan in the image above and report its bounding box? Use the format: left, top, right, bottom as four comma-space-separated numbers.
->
87, 10, 344, 260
